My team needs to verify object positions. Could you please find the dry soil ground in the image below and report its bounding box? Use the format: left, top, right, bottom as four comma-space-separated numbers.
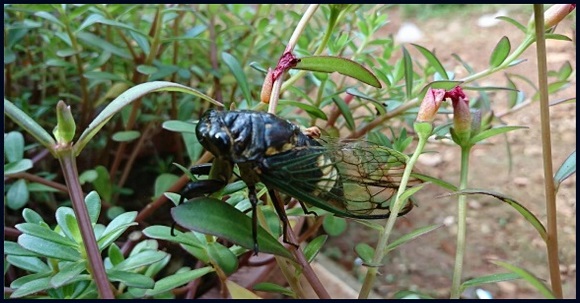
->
323, 6, 576, 299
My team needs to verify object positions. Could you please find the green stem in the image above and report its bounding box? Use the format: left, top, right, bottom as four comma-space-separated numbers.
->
449, 145, 471, 298
533, 4, 563, 298
358, 123, 430, 299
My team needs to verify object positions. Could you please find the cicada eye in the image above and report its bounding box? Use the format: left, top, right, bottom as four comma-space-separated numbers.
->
212, 132, 231, 152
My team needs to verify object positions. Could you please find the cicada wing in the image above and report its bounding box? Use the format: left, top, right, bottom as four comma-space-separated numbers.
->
258, 139, 420, 219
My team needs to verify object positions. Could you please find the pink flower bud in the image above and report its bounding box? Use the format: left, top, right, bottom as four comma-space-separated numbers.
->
260, 68, 274, 104
416, 88, 446, 123
544, 4, 575, 29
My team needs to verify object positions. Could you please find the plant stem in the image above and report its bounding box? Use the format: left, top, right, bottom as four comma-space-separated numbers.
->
268, 4, 319, 113
533, 4, 563, 298
449, 146, 471, 298
358, 124, 429, 298
58, 147, 115, 299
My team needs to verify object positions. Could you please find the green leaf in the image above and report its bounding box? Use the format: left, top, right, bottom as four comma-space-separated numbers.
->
85, 191, 101, 225
331, 97, 355, 131
386, 224, 443, 252
18, 234, 81, 261
354, 243, 375, 265
34, 11, 64, 28
496, 16, 527, 33
142, 226, 206, 249
411, 172, 457, 192
253, 282, 295, 297
411, 44, 448, 80
50, 261, 87, 288
111, 130, 141, 142
93, 165, 112, 203
6, 255, 50, 273
75, 81, 221, 155
222, 52, 252, 103
107, 270, 155, 289
108, 243, 125, 266
6, 179, 29, 210
4, 131, 25, 162
490, 260, 555, 298
557, 61, 573, 81
544, 33, 572, 41
345, 88, 386, 116
154, 173, 179, 198
277, 100, 327, 120
171, 197, 294, 259
4, 159, 33, 175
4, 99, 56, 151
3, 241, 40, 257
22, 208, 44, 225
460, 272, 521, 292
451, 189, 547, 242
207, 242, 239, 275
294, 56, 381, 88
470, 126, 527, 145
162, 120, 197, 133
303, 235, 328, 263
322, 215, 347, 237
16, 222, 77, 248
98, 211, 138, 250
397, 184, 426, 205
136, 65, 159, 75
402, 47, 413, 100
113, 250, 168, 271
10, 276, 52, 298
554, 150, 575, 192
489, 36, 511, 68
83, 71, 125, 81
144, 267, 214, 297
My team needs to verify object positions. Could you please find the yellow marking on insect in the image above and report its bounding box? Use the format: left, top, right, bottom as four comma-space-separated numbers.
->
265, 142, 295, 156
314, 154, 338, 195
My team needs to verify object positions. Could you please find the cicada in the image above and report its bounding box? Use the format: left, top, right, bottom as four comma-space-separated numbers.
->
178, 109, 418, 254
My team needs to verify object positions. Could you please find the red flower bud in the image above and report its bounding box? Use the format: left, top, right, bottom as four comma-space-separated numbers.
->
416, 88, 446, 123
446, 86, 471, 143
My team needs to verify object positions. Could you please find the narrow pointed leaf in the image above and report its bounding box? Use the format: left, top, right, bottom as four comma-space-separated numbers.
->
4, 159, 33, 175
402, 47, 413, 100
449, 189, 547, 242
107, 270, 155, 288
386, 224, 443, 252
18, 234, 80, 261
4, 99, 56, 151
460, 272, 521, 291
412, 44, 448, 80
411, 172, 457, 192
496, 16, 527, 32
489, 36, 511, 67
278, 100, 327, 120
15, 222, 76, 247
10, 276, 52, 298
144, 267, 214, 297
303, 235, 328, 263
331, 97, 355, 130
397, 184, 426, 205
162, 120, 197, 133
207, 242, 238, 275
50, 261, 87, 288
6, 255, 50, 273
294, 56, 381, 88
545, 33, 572, 41
490, 260, 555, 298
222, 52, 252, 102
253, 282, 295, 297
554, 150, 575, 191
470, 126, 527, 145
75, 81, 222, 155
171, 197, 293, 259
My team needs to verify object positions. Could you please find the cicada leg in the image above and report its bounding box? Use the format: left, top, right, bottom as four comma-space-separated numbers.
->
172, 162, 228, 236
247, 185, 260, 255
268, 189, 299, 250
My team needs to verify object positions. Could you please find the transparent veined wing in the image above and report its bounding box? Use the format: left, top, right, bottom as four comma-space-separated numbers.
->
258, 138, 421, 219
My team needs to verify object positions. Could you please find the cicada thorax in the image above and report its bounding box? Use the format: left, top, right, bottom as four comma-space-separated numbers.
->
196, 109, 307, 163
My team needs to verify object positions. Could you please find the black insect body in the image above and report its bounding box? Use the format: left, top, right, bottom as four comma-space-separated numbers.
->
179, 109, 416, 254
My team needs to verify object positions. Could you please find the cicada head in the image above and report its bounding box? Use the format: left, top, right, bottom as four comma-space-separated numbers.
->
196, 109, 234, 159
